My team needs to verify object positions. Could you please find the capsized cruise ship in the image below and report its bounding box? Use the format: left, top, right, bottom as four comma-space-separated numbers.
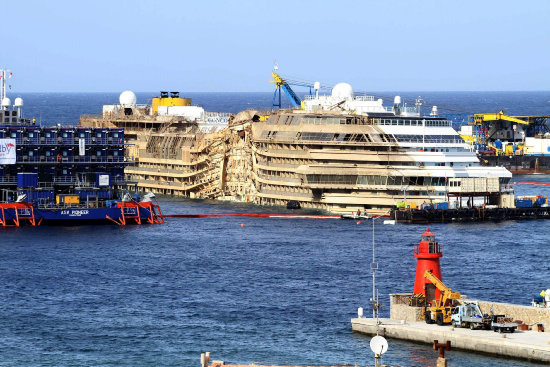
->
80, 81, 513, 215
250, 82, 512, 213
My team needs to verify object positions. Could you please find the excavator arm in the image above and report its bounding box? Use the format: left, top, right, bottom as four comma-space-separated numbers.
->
424, 270, 461, 307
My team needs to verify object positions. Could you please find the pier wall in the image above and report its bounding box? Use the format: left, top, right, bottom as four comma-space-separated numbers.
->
473, 300, 550, 327
389, 293, 550, 328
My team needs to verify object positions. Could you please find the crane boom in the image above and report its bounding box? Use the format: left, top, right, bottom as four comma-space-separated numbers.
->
270, 72, 302, 107
423, 270, 461, 307
473, 110, 529, 125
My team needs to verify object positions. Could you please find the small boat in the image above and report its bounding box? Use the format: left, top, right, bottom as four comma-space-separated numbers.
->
340, 213, 371, 220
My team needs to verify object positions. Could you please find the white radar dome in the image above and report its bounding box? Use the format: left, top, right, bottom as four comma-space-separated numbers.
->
331, 83, 354, 100
119, 90, 137, 107
1, 97, 11, 107
14, 97, 23, 107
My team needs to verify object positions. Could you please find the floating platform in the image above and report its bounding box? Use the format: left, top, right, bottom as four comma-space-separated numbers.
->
392, 207, 550, 223
0, 201, 164, 226
352, 317, 550, 363
481, 155, 550, 175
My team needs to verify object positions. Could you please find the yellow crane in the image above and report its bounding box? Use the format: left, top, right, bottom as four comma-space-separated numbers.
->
423, 270, 462, 325
473, 110, 529, 125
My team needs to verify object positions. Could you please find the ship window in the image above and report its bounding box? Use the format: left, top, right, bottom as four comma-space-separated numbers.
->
10, 132, 15, 137
29, 132, 34, 138
97, 151, 102, 156
29, 151, 34, 156
62, 169, 68, 175
97, 133, 102, 138
4, 118, 8, 123
113, 133, 119, 138
62, 151, 68, 156
80, 133, 85, 137
63, 132, 68, 138
46, 132, 51, 138
46, 151, 51, 156
387, 176, 403, 186
113, 151, 119, 156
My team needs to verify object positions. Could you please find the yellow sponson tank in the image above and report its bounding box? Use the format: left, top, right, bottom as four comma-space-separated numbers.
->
152, 91, 191, 114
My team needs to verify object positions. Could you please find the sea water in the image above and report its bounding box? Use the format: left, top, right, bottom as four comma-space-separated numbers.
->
1, 92, 549, 366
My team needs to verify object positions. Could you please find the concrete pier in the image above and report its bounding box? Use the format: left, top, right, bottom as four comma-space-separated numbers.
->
352, 317, 550, 363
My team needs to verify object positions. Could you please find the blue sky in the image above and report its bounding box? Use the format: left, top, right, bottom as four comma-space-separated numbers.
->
4, 0, 550, 92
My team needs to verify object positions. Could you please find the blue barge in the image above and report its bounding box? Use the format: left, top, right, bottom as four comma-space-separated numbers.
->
0, 74, 163, 226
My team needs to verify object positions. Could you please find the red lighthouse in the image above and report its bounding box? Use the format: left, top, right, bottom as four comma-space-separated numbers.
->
413, 228, 443, 303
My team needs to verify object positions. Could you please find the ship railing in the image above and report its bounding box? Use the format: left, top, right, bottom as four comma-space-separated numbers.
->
0, 176, 18, 184
260, 189, 311, 198
35, 201, 112, 209
256, 161, 300, 169
17, 156, 129, 163
354, 95, 375, 101
393, 135, 466, 144
125, 166, 199, 175
257, 174, 302, 184
52, 176, 77, 184
140, 179, 186, 187
383, 106, 418, 114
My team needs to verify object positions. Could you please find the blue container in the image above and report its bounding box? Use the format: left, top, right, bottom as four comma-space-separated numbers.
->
17, 189, 54, 203
17, 172, 38, 188
435, 202, 449, 210
515, 199, 533, 208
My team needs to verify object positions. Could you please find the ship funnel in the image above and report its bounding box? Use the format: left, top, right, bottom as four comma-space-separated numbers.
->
393, 96, 402, 116
430, 105, 438, 116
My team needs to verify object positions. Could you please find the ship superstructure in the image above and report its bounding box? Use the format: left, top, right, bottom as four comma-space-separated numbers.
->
251, 83, 512, 213
80, 91, 240, 199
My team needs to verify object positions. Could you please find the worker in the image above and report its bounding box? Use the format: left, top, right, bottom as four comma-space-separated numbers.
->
56, 153, 61, 162
357, 209, 361, 217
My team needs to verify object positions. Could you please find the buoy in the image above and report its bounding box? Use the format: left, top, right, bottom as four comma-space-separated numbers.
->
357, 221, 361, 225
241, 223, 245, 227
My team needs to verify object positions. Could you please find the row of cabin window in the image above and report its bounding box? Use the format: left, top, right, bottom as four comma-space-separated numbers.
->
261, 131, 389, 143
377, 119, 449, 126
393, 134, 464, 143
1, 131, 121, 138
306, 175, 453, 186
23, 150, 121, 157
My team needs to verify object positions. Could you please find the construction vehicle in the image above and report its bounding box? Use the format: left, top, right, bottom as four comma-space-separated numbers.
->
423, 270, 462, 325
451, 301, 491, 330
